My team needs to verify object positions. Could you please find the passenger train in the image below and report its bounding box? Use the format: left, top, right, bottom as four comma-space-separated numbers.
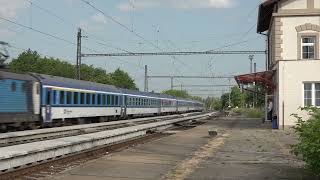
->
0, 71, 204, 131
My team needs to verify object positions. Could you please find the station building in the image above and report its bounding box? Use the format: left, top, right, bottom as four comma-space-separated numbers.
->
236, 0, 320, 129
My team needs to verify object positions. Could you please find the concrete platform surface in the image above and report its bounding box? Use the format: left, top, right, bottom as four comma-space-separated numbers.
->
50, 117, 316, 180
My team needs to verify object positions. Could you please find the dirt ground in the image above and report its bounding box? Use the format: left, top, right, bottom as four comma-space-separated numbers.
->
49, 117, 317, 180
185, 117, 317, 180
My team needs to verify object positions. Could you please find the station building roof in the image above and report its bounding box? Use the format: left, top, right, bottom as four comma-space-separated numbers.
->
257, 0, 281, 33
234, 70, 275, 92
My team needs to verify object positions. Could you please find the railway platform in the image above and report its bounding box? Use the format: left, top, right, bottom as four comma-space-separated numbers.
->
49, 117, 315, 180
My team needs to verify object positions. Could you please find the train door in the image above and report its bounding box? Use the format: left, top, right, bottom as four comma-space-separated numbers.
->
175, 100, 178, 113
33, 82, 40, 115
44, 88, 52, 123
157, 99, 161, 114
121, 95, 127, 118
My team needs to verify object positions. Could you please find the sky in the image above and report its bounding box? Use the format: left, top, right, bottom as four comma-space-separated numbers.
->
0, 0, 267, 98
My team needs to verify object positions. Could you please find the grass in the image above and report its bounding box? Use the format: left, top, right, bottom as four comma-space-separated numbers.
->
231, 108, 264, 118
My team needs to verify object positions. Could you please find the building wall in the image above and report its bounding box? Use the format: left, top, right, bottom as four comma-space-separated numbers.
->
280, 0, 307, 9
281, 16, 320, 60
277, 60, 320, 127
267, 0, 320, 128
315, 0, 320, 8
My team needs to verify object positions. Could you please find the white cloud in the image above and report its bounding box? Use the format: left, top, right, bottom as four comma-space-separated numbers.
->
0, 0, 29, 19
91, 13, 107, 24
0, 29, 14, 38
118, 0, 234, 11
0, 0, 29, 38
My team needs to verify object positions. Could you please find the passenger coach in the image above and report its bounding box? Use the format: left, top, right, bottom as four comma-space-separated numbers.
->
0, 71, 204, 131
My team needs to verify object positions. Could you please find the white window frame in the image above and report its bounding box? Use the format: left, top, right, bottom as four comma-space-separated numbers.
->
301, 36, 316, 60
303, 82, 320, 107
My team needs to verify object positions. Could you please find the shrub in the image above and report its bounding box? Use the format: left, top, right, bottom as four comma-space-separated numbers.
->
245, 109, 264, 118
291, 107, 320, 175
231, 108, 264, 118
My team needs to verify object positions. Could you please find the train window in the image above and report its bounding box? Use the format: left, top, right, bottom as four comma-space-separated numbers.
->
46, 90, 51, 105
86, 93, 91, 105
11, 82, 16, 92
36, 84, 40, 94
97, 94, 101, 105
107, 95, 111, 105
115, 96, 119, 105
111, 95, 114, 105
60, 91, 65, 104
92, 94, 96, 105
102, 94, 106, 105
53, 90, 57, 104
74, 92, 79, 105
66, 92, 72, 104
21, 82, 27, 92
80, 93, 85, 104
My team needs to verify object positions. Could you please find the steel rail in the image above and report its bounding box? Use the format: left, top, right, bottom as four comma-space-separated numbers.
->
0, 112, 213, 172
0, 113, 199, 147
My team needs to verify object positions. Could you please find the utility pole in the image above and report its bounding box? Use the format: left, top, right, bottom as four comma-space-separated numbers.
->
254, 63, 257, 74
144, 65, 148, 92
228, 78, 231, 108
265, 36, 268, 71
249, 55, 254, 74
249, 55, 254, 108
254, 63, 257, 108
170, 77, 174, 90
76, 28, 82, 80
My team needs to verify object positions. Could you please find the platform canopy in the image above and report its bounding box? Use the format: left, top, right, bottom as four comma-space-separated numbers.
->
234, 71, 275, 92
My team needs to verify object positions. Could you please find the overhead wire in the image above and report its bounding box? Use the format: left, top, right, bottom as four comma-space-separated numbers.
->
20, 0, 144, 74
24, 0, 134, 54
80, 0, 188, 64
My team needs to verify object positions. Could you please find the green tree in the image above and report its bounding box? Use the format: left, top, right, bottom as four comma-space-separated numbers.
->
292, 107, 320, 175
221, 93, 230, 109
205, 97, 222, 111
9, 50, 138, 90
110, 68, 137, 90
10, 49, 41, 73
230, 86, 245, 107
243, 85, 266, 108
162, 90, 190, 99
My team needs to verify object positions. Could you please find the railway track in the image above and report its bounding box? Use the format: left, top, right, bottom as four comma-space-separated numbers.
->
0, 112, 200, 147
0, 112, 214, 179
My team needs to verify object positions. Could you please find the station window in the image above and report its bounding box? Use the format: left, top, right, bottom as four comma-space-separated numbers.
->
80, 93, 85, 104
66, 91, 72, 104
60, 91, 65, 104
86, 93, 91, 105
97, 94, 101, 105
74, 92, 79, 105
